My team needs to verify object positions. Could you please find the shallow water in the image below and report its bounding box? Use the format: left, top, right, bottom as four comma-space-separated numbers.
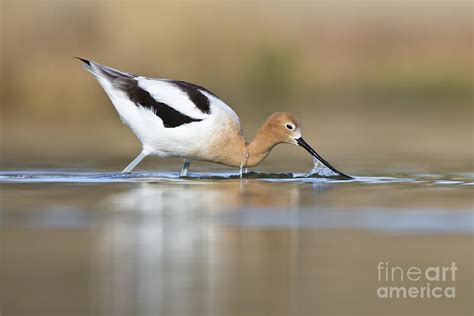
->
1, 169, 473, 315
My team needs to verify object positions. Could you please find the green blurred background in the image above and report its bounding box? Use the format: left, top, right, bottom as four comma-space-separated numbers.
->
1, 0, 472, 173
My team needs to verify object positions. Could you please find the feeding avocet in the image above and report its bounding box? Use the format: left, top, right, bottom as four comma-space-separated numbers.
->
77, 58, 351, 179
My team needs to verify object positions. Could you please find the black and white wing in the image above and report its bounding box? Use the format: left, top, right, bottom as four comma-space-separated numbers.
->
77, 58, 223, 128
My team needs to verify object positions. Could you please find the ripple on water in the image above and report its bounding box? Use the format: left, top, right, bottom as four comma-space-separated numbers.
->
0, 170, 473, 186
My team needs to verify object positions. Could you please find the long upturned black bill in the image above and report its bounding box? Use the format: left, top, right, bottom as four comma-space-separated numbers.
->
296, 137, 352, 179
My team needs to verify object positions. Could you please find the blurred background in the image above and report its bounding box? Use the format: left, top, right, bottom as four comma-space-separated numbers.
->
1, 0, 472, 173
1, 2, 473, 316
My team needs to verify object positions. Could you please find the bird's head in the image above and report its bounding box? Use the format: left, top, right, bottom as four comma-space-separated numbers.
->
264, 112, 351, 179
263, 112, 302, 145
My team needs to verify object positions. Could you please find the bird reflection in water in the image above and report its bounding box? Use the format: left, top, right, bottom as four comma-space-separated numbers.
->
92, 180, 322, 315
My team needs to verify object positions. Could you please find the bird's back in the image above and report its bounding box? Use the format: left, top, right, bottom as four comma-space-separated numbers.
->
79, 59, 243, 159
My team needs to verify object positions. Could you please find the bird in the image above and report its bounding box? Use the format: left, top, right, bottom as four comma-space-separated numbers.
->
77, 58, 351, 179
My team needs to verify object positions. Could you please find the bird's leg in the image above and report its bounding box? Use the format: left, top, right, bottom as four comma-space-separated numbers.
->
239, 149, 249, 179
121, 151, 148, 173
180, 159, 191, 177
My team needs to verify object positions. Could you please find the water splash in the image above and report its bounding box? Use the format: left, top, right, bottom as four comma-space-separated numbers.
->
306, 157, 339, 177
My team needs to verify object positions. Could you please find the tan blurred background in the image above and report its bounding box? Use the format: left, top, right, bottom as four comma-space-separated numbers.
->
1, 0, 472, 173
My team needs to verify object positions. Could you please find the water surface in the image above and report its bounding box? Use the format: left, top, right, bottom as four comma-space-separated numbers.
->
1, 169, 473, 315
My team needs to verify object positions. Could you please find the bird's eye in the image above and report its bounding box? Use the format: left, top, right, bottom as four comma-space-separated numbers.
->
286, 124, 294, 130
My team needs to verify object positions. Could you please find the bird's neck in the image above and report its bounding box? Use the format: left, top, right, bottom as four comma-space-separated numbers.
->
243, 125, 278, 167
203, 118, 277, 167
208, 120, 276, 168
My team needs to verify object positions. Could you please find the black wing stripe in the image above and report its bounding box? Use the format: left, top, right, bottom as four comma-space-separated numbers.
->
114, 78, 202, 128
171, 80, 214, 114
171, 80, 217, 97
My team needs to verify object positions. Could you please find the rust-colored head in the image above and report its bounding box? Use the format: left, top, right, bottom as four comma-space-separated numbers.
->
261, 112, 303, 145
